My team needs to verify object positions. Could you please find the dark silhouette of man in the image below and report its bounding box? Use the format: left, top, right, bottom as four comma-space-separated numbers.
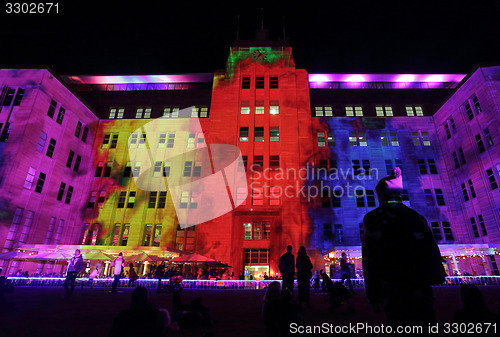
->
64, 249, 84, 298
362, 167, 446, 331
340, 252, 356, 295
279, 245, 295, 294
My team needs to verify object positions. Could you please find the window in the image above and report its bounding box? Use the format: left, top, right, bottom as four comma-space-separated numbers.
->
158, 192, 167, 208
459, 147, 466, 165
57, 182, 66, 202
390, 132, 399, 146
143, 224, 153, 246
97, 191, 106, 208
144, 108, 152, 118
33, 172, 46, 193
428, 159, 438, 174
362, 160, 371, 176
110, 134, 119, 148
471, 217, 480, 238
75, 121, 82, 137
117, 192, 127, 208
314, 106, 333, 117
424, 189, 434, 206
465, 102, 474, 121
121, 224, 130, 246
163, 161, 171, 177
167, 133, 175, 148
269, 156, 279, 170
406, 106, 414, 116
244, 249, 269, 264
46, 138, 56, 158
352, 160, 361, 176
255, 127, 264, 142
418, 159, 427, 174
136, 108, 144, 118
127, 191, 136, 208
461, 183, 469, 202
318, 132, 326, 147
270, 76, 279, 88
193, 162, 202, 177
269, 127, 279, 142
240, 101, 250, 115
326, 132, 335, 147
72, 154, 81, 172
435, 189, 445, 206
138, 133, 147, 148
409, 132, 420, 147
45, 217, 57, 244
82, 126, 89, 143
431, 222, 442, 241
163, 107, 179, 118
180, 191, 189, 208
478, 215, 487, 236
239, 127, 249, 142
450, 118, 456, 132
116, 108, 124, 119
56, 107, 65, 124
468, 179, 476, 198
255, 101, 265, 115
350, 132, 367, 146
444, 124, 451, 139
486, 168, 498, 190
356, 189, 365, 207
65, 186, 73, 204
242, 77, 251, 89
94, 161, 104, 177
408, 105, 423, 116
36, 132, 47, 153
442, 222, 454, 241
103, 162, 112, 177
421, 132, 431, 146
109, 108, 116, 119
476, 134, 485, 153
47, 99, 57, 118
157, 133, 167, 148
256, 77, 265, 89
253, 156, 264, 170
152, 224, 162, 247
66, 150, 74, 168
102, 134, 111, 148
12, 88, 24, 106
346, 106, 363, 116
472, 95, 481, 114
334, 224, 343, 243
18, 211, 34, 244
4, 208, 23, 248
252, 186, 264, 206
244, 221, 270, 240
133, 162, 141, 177
381, 132, 390, 146
401, 189, 410, 202
385, 160, 393, 175
270, 101, 279, 115
183, 161, 193, 177
148, 192, 157, 208
453, 152, 460, 169
375, 106, 393, 116
484, 128, 494, 147
122, 162, 132, 178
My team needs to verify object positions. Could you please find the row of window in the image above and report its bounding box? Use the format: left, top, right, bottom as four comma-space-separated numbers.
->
241, 76, 279, 89
81, 222, 164, 247
470, 215, 488, 238
108, 106, 209, 119
1, 87, 25, 106
36, 132, 83, 172
314, 105, 424, 117
240, 101, 280, 115
4, 208, 65, 249
24, 167, 74, 204
102, 131, 205, 150
46, 99, 66, 125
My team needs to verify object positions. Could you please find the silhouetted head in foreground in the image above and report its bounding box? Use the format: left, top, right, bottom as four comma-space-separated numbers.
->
286, 245, 292, 253
375, 167, 403, 204
131, 286, 149, 309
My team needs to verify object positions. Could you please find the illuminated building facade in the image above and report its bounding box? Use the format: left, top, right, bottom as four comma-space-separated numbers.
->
0, 36, 499, 278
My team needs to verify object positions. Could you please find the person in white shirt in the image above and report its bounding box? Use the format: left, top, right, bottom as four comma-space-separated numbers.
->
110, 252, 124, 293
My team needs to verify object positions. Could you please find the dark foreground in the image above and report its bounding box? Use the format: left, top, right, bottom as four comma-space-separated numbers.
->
1, 286, 499, 337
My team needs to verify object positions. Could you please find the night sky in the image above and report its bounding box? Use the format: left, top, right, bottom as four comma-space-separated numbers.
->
1, 1, 499, 75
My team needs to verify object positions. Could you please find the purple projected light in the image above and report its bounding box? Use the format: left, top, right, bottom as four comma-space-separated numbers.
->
309, 73, 466, 89
64, 73, 214, 84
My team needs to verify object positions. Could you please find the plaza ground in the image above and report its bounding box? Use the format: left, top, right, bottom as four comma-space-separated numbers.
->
1, 286, 499, 337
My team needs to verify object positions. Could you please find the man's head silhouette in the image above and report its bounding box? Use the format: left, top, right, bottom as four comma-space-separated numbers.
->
375, 167, 403, 204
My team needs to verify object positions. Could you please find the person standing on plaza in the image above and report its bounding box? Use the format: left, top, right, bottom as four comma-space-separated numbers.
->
156, 260, 166, 292
362, 167, 446, 330
296, 246, 313, 309
279, 245, 295, 294
340, 252, 356, 295
110, 252, 124, 293
64, 249, 84, 298
128, 262, 138, 287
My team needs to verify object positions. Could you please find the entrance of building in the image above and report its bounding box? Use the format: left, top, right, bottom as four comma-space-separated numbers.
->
244, 265, 269, 280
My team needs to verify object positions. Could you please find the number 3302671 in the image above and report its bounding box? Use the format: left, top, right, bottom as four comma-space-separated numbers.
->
6, 3, 59, 14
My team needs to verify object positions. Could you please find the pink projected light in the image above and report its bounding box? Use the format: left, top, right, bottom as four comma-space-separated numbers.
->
64, 73, 214, 84
309, 73, 465, 83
